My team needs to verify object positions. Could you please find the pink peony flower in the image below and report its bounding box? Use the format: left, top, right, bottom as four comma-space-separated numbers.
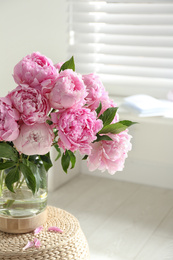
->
13, 123, 53, 155
51, 108, 103, 155
0, 97, 20, 141
49, 69, 87, 110
87, 131, 132, 174
8, 85, 50, 125
13, 52, 58, 95
83, 73, 108, 111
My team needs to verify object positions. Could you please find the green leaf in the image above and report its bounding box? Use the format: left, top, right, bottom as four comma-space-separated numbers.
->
19, 163, 36, 194
46, 119, 53, 125
54, 144, 61, 161
26, 161, 41, 191
59, 56, 75, 72
40, 152, 53, 172
0, 161, 16, 170
28, 155, 40, 163
119, 120, 138, 127
99, 107, 118, 127
67, 150, 76, 169
99, 120, 137, 135
0, 142, 18, 161
61, 150, 70, 173
94, 134, 113, 142
82, 155, 88, 160
5, 167, 20, 193
4, 166, 16, 175
95, 102, 102, 116
27, 160, 47, 191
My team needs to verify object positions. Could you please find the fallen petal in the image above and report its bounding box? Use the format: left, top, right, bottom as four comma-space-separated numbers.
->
23, 241, 35, 250
34, 226, 43, 235
34, 238, 41, 248
48, 226, 63, 233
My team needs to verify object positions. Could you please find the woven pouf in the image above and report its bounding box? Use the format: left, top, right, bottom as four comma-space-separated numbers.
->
0, 206, 90, 260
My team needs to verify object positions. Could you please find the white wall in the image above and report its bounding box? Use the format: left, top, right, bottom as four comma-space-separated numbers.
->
0, 0, 80, 191
0, 0, 68, 96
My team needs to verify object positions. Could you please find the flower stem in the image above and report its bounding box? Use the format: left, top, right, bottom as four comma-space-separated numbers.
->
3, 200, 15, 209
17, 175, 25, 189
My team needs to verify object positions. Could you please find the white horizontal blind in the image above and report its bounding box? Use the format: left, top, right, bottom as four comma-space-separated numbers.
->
68, 0, 173, 98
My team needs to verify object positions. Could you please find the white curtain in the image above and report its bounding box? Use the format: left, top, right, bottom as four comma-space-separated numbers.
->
68, 0, 173, 98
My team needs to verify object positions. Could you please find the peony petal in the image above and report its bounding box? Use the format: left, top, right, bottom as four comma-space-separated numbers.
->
48, 226, 63, 233
34, 226, 43, 235
34, 238, 41, 248
23, 240, 35, 250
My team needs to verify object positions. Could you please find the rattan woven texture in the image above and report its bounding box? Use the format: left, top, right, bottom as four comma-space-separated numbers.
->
0, 206, 90, 260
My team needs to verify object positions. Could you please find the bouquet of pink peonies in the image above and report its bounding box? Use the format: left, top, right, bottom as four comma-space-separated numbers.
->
0, 52, 136, 194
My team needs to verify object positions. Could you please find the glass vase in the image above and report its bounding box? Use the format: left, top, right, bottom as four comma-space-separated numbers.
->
0, 169, 48, 218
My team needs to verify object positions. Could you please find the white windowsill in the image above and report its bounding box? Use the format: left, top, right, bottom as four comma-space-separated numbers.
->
112, 96, 173, 125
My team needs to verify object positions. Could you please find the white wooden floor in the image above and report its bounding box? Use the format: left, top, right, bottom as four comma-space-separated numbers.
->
48, 174, 173, 260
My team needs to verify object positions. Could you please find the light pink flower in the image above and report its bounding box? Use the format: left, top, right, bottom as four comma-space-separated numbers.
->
0, 97, 20, 141
48, 226, 63, 233
87, 131, 132, 174
49, 69, 87, 110
8, 85, 50, 125
52, 108, 103, 155
83, 73, 108, 111
34, 226, 43, 235
13, 123, 53, 155
13, 52, 58, 95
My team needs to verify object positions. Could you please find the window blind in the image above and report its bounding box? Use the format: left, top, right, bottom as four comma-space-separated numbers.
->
68, 0, 173, 98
